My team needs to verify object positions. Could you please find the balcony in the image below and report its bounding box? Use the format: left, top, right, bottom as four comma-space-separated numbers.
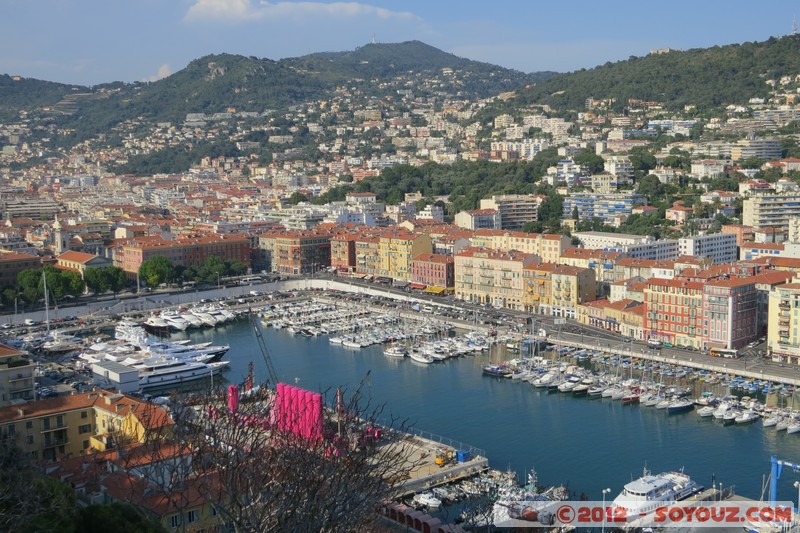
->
43, 436, 69, 449
779, 302, 791, 310
41, 423, 68, 433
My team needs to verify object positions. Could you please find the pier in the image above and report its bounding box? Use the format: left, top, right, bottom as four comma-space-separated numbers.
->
540, 331, 800, 387
391, 429, 489, 499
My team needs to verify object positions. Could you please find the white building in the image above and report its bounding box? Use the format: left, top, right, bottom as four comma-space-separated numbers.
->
678, 233, 738, 264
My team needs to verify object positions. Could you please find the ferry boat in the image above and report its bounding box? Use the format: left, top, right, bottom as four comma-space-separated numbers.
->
612, 468, 703, 516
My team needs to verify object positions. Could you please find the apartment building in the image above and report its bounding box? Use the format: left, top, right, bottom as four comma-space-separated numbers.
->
721, 224, 755, 246
0, 390, 173, 462
522, 262, 557, 314
644, 278, 705, 349
550, 265, 597, 319
603, 155, 635, 182
410, 253, 454, 289
562, 193, 647, 224
768, 283, 800, 364
0, 251, 40, 288
273, 230, 331, 275
454, 209, 500, 230
470, 230, 571, 263
0, 344, 34, 406
479, 195, 542, 230
702, 277, 759, 350
454, 248, 537, 310
730, 138, 782, 161
378, 229, 432, 281
678, 233, 738, 264
119, 234, 251, 276
743, 191, 800, 230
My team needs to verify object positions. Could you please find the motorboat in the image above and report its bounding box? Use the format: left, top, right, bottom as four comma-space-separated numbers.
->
735, 410, 759, 424
557, 375, 582, 392
697, 405, 716, 417
408, 351, 434, 364
412, 492, 442, 509
612, 469, 703, 516
160, 313, 189, 331
587, 384, 607, 397
762, 414, 780, 427
384, 345, 407, 358
532, 372, 556, 388
667, 399, 694, 414
787, 422, 800, 434
143, 315, 172, 333
483, 365, 512, 378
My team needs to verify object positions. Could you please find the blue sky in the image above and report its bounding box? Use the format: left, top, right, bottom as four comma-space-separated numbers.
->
1, 0, 797, 86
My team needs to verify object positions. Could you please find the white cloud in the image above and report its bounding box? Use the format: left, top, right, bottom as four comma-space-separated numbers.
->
185, 0, 418, 24
143, 64, 172, 82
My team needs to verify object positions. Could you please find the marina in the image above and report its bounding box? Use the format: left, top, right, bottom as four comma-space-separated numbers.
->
15, 289, 800, 525
140, 308, 800, 507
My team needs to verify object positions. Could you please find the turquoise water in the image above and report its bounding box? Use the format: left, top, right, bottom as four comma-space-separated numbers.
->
177, 319, 800, 504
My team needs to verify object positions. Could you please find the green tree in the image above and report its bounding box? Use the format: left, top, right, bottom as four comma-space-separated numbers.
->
288, 192, 309, 205
138, 256, 175, 288
84, 267, 108, 295
225, 259, 247, 277
572, 150, 605, 174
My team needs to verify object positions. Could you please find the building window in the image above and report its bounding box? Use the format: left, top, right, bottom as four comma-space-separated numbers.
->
81, 411, 88, 419
186, 510, 197, 524
170, 514, 181, 529
79, 424, 92, 434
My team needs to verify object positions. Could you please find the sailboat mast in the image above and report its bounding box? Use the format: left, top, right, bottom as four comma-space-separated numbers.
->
43, 271, 50, 335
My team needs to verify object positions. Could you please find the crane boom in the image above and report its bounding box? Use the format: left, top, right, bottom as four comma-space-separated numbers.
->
250, 311, 280, 387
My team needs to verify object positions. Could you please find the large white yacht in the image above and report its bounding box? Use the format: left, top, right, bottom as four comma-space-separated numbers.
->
137, 358, 229, 390
612, 469, 703, 516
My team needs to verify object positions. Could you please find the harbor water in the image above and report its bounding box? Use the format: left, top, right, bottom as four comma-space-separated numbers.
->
173, 319, 800, 503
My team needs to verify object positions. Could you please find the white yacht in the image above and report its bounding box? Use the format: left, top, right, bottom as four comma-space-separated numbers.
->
384, 345, 408, 358
180, 312, 204, 328
137, 358, 229, 390
160, 313, 190, 331
143, 315, 172, 333
191, 309, 218, 327
612, 469, 703, 516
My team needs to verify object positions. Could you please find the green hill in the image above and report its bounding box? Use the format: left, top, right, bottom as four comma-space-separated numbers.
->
507, 34, 800, 112
0, 41, 554, 138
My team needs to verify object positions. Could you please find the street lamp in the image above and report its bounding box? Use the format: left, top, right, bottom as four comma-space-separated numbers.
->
216, 272, 220, 289
794, 481, 800, 511
601, 488, 611, 533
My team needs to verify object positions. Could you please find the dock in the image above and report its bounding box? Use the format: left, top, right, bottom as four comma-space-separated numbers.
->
538, 332, 800, 387
390, 429, 489, 499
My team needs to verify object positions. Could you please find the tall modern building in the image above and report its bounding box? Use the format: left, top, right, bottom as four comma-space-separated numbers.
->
678, 234, 738, 264
562, 193, 647, 224
743, 191, 800, 230
730, 138, 782, 161
479, 195, 542, 230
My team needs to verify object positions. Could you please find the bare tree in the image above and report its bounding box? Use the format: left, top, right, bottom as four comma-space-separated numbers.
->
0, 433, 77, 532
167, 378, 420, 532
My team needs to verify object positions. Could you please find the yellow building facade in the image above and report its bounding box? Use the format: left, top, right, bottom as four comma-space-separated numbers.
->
454, 248, 536, 310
